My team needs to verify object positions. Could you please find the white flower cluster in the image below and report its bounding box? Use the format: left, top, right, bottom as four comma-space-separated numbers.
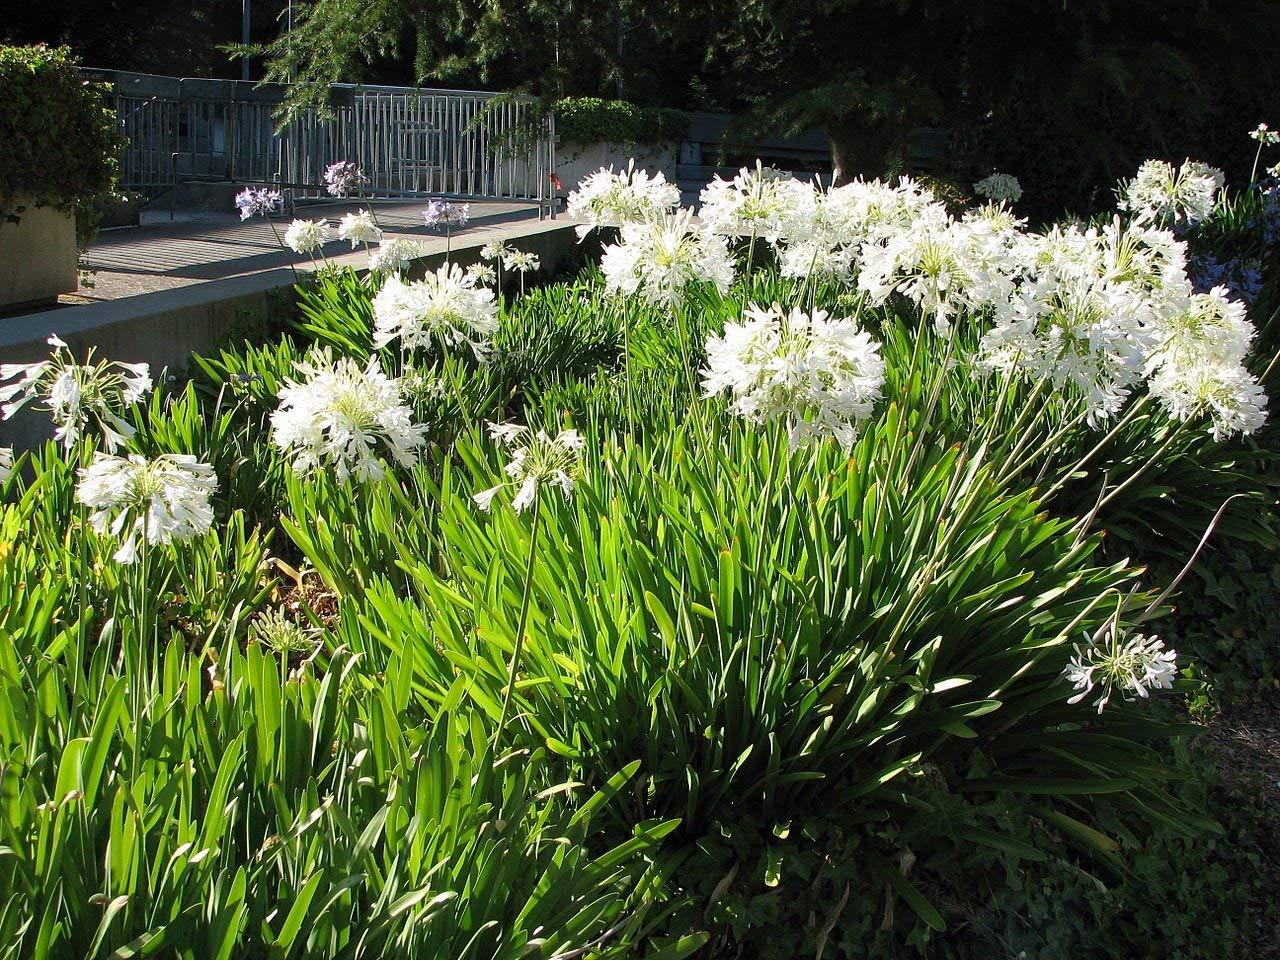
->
702, 304, 886, 448
973, 172, 1023, 203
1250, 123, 1279, 146
566, 161, 681, 239
601, 208, 735, 308
698, 163, 814, 242
504, 249, 541, 274
76, 453, 217, 563
284, 219, 331, 255
1117, 159, 1224, 227
573, 155, 1267, 438
338, 210, 382, 248
271, 352, 427, 483
467, 262, 496, 285
1146, 285, 1266, 439
0, 335, 152, 450
1065, 627, 1177, 714
0, 446, 13, 485
372, 263, 499, 359
368, 238, 426, 274
473, 422, 585, 513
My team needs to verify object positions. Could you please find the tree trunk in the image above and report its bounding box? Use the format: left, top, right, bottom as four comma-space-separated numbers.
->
828, 115, 905, 186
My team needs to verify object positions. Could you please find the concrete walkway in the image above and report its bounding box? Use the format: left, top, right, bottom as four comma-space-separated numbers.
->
0, 198, 584, 450
76, 198, 546, 302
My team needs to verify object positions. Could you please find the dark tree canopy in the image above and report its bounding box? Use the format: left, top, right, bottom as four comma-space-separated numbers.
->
7, 0, 1278, 216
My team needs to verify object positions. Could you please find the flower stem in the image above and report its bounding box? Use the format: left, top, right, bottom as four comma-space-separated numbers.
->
494, 498, 542, 745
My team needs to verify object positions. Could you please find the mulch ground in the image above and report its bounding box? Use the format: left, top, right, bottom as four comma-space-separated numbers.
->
1197, 691, 1280, 954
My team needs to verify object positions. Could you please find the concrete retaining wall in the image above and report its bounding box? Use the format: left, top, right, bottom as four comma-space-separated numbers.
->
0, 202, 79, 311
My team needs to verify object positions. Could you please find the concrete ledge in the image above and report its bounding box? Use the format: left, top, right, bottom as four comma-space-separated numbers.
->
0, 217, 589, 450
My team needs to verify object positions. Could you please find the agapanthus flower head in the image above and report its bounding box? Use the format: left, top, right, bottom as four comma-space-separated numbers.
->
235, 187, 283, 221
503, 249, 540, 273
368, 237, 426, 274
698, 162, 812, 242
701, 303, 886, 448
1148, 357, 1267, 441
481, 239, 514, 261
981, 274, 1151, 426
1149, 285, 1255, 369
423, 199, 470, 229
565, 161, 681, 240
467, 262, 497, 285
75, 452, 217, 564
371, 263, 499, 359
857, 208, 1019, 335
284, 219, 331, 254
1065, 627, 1177, 714
0, 335, 152, 450
323, 160, 368, 197
337, 209, 382, 248
600, 208, 735, 308
250, 607, 319, 654
473, 421, 585, 514
0, 446, 13, 486
973, 172, 1023, 203
1250, 123, 1280, 146
271, 351, 427, 483
1117, 159, 1224, 227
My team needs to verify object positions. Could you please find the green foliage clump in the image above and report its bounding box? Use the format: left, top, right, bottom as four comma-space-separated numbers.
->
0, 44, 124, 244
555, 96, 687, 145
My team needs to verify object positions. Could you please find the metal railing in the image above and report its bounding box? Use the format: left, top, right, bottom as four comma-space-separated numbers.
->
84, 70, 556, 208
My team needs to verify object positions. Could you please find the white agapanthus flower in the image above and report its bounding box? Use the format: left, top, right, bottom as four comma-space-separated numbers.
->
566, 161, 681, 239
1117, 159, 1224, 227
978, 220, 1203, 426
973, 172, 1023, 203
504, 249, 541, 273
600, 209, 735, 308
371, 264, 499, 359
337, 210, 382, 248
368, 238, 427, 274
773, 177, 948, 283
857, 207, 1021, 335
0, 335, 152, 450
981, 274, 1152, 425
1148, 285, 1255, 370
698, 163, 813, 242
75, 453, 217, 564
1148, 358, 1267, 441
480, 239, 513, 261
0, 446, 13, 485
271, 352, 427, 483
701, 303, 886, 448
473, 422, 585, 514
824, 176, 945, 249
284, 219, 331, 254
1250, 123, 1279, 146
467, 262, 497, 285
1065, 627, 1177, 714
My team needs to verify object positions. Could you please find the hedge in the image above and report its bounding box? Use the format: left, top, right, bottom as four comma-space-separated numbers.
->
0, 44, 124, 243
554, 97, 686, 145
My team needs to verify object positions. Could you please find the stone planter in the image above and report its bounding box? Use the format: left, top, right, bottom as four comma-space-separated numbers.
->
555, 141, 679, 198
0, 201, 78, 311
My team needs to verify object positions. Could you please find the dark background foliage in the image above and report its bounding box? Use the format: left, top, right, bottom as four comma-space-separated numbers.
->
7, 1, 1278, 217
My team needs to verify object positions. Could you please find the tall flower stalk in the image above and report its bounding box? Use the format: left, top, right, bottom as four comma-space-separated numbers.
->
473, 422, 584, 743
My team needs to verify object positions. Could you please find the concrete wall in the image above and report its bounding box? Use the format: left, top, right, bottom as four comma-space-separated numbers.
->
555, 142, 678, 197
0, 202, 79, 310
0, 218, 586, 451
